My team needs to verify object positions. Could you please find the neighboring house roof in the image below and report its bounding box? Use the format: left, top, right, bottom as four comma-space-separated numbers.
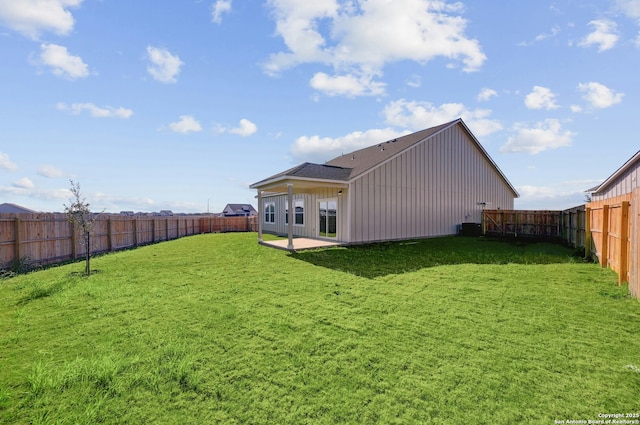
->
0, 203, 37, 214
587, 149, 640, 194
223, 204, 257, 215
251, 118, 518, 197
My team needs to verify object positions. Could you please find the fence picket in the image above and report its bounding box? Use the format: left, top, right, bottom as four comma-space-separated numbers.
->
1, 213, 257, 269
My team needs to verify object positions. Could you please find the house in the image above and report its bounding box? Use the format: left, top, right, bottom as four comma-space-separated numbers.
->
0, 203, 37, 214
585, 149, 640, 296
588, 150, 640, 201
250, 118, 518, 249
220, 203, 257, 217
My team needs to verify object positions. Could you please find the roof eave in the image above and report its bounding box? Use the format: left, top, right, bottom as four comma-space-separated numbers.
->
588, 150, 640, 194
250, 175, 349, 192
455, 119, 520, 198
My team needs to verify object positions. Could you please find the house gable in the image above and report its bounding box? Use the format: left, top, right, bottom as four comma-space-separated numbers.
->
345, 121, 517, 243
588, 150, 640, 200
326, 119, 517, 197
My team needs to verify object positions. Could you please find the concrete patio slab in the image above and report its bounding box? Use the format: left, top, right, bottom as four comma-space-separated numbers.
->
259, 238, 343, 251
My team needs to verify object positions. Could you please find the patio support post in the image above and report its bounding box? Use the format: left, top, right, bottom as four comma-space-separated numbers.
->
257, 190, 263, 242
287, 183, 294, 250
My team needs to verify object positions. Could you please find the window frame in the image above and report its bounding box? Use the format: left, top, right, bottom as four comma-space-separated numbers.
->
264, 202, 275, 224
285, 199, 304, 226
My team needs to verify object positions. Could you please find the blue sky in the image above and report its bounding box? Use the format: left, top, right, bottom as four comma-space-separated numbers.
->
0, 0, 638, 213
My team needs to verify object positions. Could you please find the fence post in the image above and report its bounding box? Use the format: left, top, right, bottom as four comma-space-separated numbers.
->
619, 201, 630, 284
601, 205, 610, 267
14, 217, 22, 261
585, 207, 592, 259
107, 218, 114, 252
133, 218, 138, 247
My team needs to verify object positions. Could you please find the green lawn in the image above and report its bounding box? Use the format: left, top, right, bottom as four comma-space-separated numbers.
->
1, 233, 639, 424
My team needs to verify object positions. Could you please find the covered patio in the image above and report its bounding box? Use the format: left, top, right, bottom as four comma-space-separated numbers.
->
250, 163, 351, 250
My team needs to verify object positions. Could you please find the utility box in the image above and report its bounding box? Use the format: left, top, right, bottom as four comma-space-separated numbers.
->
460, 222, 481, 237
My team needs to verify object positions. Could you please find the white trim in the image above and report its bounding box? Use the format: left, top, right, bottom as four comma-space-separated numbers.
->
317, 197, 339, 240
250, 175, 349, 190
264, 201, 275, 224
285, 199, 305, 227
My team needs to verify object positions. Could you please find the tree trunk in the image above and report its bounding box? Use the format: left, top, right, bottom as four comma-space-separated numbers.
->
85, 231, 90, 275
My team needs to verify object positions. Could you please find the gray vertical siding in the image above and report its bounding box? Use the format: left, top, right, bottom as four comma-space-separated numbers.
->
591, 163, 639, 201
261, 188, 347, 239
348, 124, 514, 244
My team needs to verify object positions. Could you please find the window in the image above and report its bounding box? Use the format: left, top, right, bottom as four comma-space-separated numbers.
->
264, 202, 275, 224
285, 199, 304, 226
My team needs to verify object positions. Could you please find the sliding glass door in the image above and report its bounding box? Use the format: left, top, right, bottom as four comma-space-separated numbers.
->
318, 199, 337, 239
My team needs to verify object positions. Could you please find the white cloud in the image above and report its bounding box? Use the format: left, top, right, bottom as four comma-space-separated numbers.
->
56, 102, 133, 118
212, 0, 232, 24
535, 26, 561, 42
310, 72, 385, 97
612, 0, 640, 48
524, 86, 559, 110
169, 115, 202, 133
0, 152, 18, 171
578, 19, 619, 52
406, 74, 422, 88
515, 183, 593, 210
13, 177, 34, 189
146, 46, 183, 83
0, 0, 82, 39
615, 0, 640, 19
519, 26, 562, 47
383, 99, 502, 137
500, 119, 575, 155
39, 43, 89, 79
577, 82, 624, 109
0, 184, 71, 202
477, 88, 497, 102
264, 0, 486, 97
38, 164, 65, 178
291, 127, 409, 163
228, 118, 257, 136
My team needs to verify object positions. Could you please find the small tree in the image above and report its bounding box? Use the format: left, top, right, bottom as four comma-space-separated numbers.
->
64, 180, 95, 275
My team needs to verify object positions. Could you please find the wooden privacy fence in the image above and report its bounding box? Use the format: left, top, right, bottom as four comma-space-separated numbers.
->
482, 197, 639, 300
482, 208, 585, 246
586, 190, 638, 297
1, 213, 258, 269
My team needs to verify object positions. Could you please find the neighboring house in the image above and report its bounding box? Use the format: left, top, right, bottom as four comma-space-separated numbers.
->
250, 118, 518, 248
585, 149, 640, 296
220, 204, 257, 217
0, 203, 37, 214
587, 150, 640, 201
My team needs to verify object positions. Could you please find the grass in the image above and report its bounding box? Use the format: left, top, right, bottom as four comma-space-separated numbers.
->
0, 233, 639, 424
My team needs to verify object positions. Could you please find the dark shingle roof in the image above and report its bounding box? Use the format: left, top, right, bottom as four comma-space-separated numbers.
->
325, 121, 454, 178
251, 119, 517, 198
252, 162, 353, 187
0, 203, 37, 214
224, 204, 257, 214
